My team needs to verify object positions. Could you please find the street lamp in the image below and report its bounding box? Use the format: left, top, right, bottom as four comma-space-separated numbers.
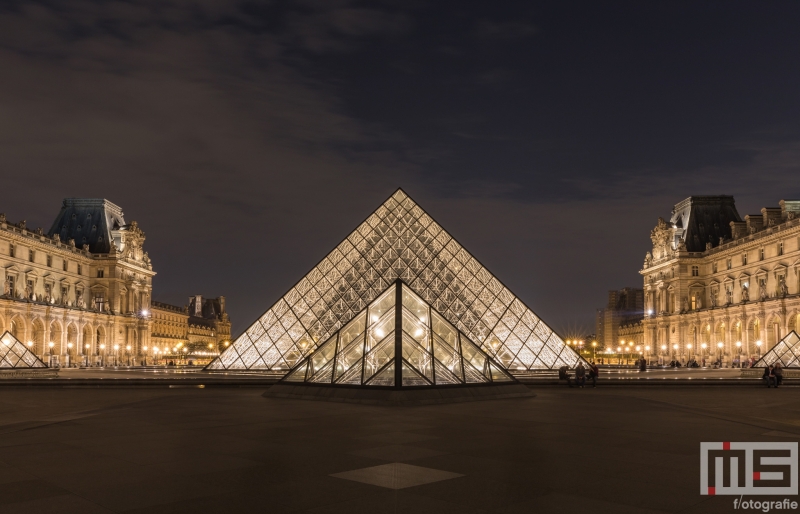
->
717, 341, 724, 363
701, 343, 707, 365
735, 341, 742, 367
591, 341, 597, 361
756, 340, 762, 357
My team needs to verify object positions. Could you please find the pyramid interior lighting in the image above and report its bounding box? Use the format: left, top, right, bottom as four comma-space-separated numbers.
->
207, 189, 585, 374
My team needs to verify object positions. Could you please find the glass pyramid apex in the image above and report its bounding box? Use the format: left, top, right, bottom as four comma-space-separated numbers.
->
207, 188, 586, 373
0, 331, 48, 369
754, 331, 800, 368
282, 281, 516, 387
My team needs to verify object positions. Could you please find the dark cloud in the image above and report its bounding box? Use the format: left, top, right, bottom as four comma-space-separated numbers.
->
1, 1, 799, 336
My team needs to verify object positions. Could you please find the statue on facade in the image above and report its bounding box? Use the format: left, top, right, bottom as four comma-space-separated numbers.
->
18, 220, 26, 230
711, 294, 717, 308
650, 218, 674, 260
676, 239, 687, 252
761, 286, 768, 301
726, 289, 733, 305
683, 297, 689, 312
706, 242, 713, 251
780, 276, 789, 297
3, 278, 10, 296
696, 297, 702, 309
741, 285, 749, 302
0, 213, 5, 223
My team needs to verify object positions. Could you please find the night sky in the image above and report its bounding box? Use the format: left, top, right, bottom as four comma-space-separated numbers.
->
2, 1, 799, 338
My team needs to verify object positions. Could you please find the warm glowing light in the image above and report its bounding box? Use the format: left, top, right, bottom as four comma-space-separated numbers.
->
686, 344, 692, 349
661, 345, 667, 350
375, 329, 385, 338
673, 344, 678, 350
27, 341, 33, 347
371, 315, 378, 322
735, 341, 741, 347
126, 345, 131, 351
208, 343, 213, 349
717, 342, 723, 348
635, 346, 641, 352
48, 342, 55, 348
645, 346, 650, 351
114, 344, 119, 350
701, 343, 707, 349
617, 346, 622, 352
756, 340, 762, 347
592, 342, 597, 347
414, 328, 423, 337
85, 343, 90, 349
100, 344, 106, 349
224, 341, 229, 347
67, 343, 73, 348
141, 309, 149, 316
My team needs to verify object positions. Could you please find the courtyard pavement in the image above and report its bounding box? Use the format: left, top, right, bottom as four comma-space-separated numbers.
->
0, 386, 798, 513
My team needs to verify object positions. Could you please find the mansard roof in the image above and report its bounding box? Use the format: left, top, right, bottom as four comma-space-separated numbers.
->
670, 196, 742, 252
47, 198, 126, 254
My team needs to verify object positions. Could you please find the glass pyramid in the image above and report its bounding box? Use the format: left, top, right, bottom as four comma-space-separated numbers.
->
755, 331, 800, 368
283, 281, 515, 386
207, 189, 585, 373
0, 331, 48, 369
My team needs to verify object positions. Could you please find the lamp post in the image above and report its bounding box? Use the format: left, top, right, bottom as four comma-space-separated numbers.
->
100, 344, 105, 366
591, 341, 597, 361
686, 343, 692, 363
717, 341, 724, 365
735, 341, 742, 367
701, 343, 707, 366
125, 345, 131, 366
616, 346, 622, 365
756, 340, 762, 358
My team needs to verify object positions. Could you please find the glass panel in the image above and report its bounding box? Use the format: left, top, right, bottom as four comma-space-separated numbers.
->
401, 286, 427, 321
434, 360, 462, 385
489, 363, 512, 382
284, 363, 308, 382
334, 336, 365, 382
369, 285, 396, 323
336, 360, 364, 385
366, 361, 395, 386
463, 361, 489, 383
309, 360, 334, 383
460, 337, 487, 375
367, 312, 395, 353
401, 310, 428, 346
402, 361, 429, 386
339, 313, 367, 348
433, 335, 461, 373
364, 335, 395, 380
309, 335, 337, 376
402, 334, 433, 382
431, 312, 458, 347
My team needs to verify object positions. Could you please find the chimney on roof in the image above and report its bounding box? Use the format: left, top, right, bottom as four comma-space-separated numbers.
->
762, 207, 783, 227
745, 214, 763, 234
190, 295, 202, 317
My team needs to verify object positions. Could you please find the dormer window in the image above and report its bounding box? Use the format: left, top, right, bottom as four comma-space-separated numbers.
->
92, 225, 97, 231
71, 213, 76, 219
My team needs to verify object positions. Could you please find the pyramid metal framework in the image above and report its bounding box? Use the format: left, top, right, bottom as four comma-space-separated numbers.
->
207, 189, 585, 373
0, 331, 48, 369
754, 331, 800, 368
283, 281, 515, 387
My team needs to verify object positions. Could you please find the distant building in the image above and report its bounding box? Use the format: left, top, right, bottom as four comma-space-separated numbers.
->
0, 199, 231, 366
641, 196, 800, 365
595, 287, 644, 349
151, 296, 231, 364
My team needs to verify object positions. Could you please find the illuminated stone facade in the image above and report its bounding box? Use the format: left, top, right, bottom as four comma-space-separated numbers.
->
0, 199, 231, 366
641, 196, 800, 365
0, 199, 154, 366
150, 296, 231, 364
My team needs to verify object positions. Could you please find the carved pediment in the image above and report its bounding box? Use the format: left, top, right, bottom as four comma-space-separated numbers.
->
650, 217, 675, 260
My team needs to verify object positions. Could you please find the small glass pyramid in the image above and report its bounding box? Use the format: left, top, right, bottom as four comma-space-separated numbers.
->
0, 331, 48, 369
283, 281, 515, 386
755, 331, 800, 368
207, 189, 585, 373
